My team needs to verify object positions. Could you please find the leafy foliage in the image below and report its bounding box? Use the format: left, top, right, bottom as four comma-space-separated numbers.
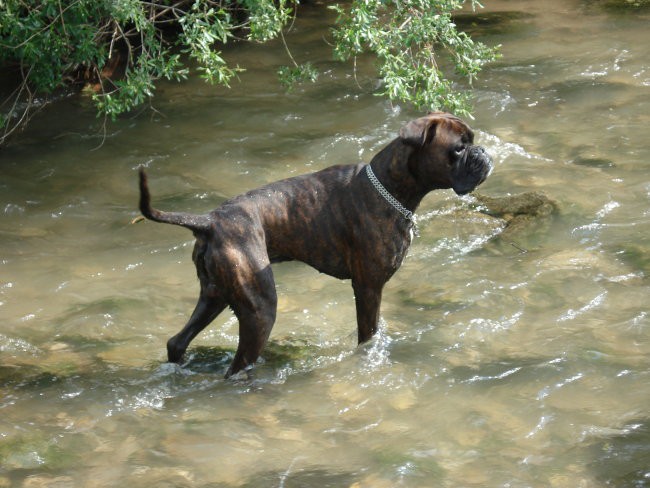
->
0, 0, 497, 144
330, 0, 499, 115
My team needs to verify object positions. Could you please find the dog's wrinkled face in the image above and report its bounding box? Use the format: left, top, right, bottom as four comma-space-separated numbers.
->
400, 112, 493, 195
451, 143, 493, 195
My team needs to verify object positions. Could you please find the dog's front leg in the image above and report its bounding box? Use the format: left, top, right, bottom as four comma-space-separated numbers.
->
352, 281, 384, 344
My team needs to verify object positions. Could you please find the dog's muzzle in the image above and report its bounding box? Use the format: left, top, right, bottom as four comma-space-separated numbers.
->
452, 146, 493, 196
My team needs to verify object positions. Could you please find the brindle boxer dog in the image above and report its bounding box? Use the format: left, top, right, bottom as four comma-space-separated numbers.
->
138, 112, 492, 378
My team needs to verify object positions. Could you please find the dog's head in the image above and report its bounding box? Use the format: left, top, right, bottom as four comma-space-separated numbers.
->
399, 112, 493, 195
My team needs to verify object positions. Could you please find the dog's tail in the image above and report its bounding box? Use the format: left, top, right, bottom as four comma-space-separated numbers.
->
138, 168, 212, 234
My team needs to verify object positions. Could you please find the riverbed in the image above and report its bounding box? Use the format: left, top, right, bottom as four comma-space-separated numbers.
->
1, 0, 649, 486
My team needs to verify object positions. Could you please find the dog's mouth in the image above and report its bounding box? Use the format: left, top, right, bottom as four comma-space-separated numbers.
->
452, 146, 493, 195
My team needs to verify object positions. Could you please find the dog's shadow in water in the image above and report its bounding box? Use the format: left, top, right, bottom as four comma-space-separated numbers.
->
180, 341, 315, 378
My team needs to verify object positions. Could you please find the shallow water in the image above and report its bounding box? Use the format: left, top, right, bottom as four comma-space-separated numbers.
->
1, 0, 649, 486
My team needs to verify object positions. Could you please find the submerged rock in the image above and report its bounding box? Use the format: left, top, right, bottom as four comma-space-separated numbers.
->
613, 244, 650, 276
472, 191, 559, 247
0, 432, 75, 471
474, 191, 557, 219
571, 156, 616, 168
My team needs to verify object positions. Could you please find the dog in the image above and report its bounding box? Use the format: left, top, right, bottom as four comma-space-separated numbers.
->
138, 112, 493, 378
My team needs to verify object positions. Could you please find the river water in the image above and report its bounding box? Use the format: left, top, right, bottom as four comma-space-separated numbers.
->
1, 0, 649, 486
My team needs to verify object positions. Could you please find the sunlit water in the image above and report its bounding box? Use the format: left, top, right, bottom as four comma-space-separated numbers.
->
1, 0, 649, 486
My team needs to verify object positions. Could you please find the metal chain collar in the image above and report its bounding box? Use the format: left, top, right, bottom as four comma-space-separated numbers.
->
365, 164, 419, 236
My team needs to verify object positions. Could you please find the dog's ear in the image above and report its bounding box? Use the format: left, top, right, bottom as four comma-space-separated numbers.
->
399, 116, 439, 147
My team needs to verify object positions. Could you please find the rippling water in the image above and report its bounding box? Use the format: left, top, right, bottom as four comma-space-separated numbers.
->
1, 0, 649, 486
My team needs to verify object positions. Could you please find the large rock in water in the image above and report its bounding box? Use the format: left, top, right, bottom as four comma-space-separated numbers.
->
472, 191, 559, 248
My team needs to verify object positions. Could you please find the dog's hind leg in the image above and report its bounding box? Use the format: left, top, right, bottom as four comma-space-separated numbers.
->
224, 265, 278, 379
167, 295, 226, 363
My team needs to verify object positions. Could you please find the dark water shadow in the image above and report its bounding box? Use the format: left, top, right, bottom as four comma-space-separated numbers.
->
584, 418, 650, 487
582, 0, 650, 13
454, 11, 536, 36
241, 467, 359, 488
181, 340, 318, 376
0, 336, 328, 408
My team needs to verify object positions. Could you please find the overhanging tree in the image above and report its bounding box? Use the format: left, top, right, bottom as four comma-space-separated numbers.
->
0, 0, 498, 145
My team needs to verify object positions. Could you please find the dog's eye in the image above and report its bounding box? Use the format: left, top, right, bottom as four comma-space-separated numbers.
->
453, 146, 465, 158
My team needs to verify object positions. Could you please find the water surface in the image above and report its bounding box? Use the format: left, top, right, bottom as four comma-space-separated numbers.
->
1, 0, 649, 486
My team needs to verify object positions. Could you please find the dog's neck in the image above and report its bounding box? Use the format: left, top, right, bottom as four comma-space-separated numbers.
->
365, 164, 415, 222
368, 138, 428, 214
